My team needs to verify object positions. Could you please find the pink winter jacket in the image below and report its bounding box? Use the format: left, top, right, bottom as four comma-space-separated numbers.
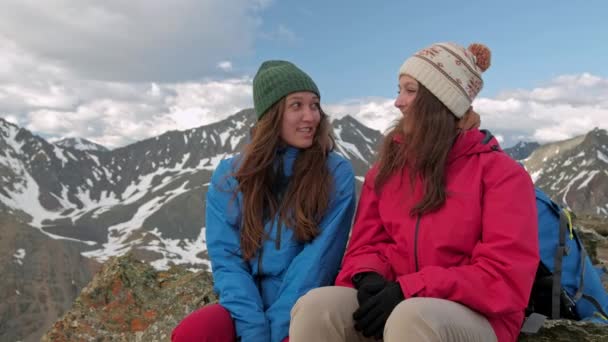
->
336, 129, 540, 342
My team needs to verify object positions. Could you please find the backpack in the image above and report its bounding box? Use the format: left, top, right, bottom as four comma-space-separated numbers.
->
525, 188, 608, 328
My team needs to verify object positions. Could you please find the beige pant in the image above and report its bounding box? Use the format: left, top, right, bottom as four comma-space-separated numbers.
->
289, 286, 497, 342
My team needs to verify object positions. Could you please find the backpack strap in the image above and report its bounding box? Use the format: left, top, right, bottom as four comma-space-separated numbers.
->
570, 227, 608, 320
551, 209, 568, 318
573, 235, 587, 303
582, 294, 608, 320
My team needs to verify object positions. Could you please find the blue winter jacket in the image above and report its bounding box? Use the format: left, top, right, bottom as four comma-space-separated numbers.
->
205, 147, 356, 342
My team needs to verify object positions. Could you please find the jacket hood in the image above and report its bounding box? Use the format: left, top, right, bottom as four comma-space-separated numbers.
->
391, 128, 502, 164
448, 129, 501, 163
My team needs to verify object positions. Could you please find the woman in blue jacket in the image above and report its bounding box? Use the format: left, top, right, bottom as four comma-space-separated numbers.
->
172, 60, 357, 342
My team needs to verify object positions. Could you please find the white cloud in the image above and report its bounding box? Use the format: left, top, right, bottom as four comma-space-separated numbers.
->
217, 61, 233, 72
0, 0, 266, 82
4, 115, 19, 125
326, 73, 608, 147
5, 72, 607, 150
4, 70, 607, 150
325, 97, 400, 133
8, 79, 253, 148
1, 7, 606, 152
0, 34, 253, 148
0, 1, 265, 148
475, 73, 608, 146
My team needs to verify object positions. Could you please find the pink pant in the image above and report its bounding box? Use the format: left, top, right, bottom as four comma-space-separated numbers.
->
172, 304, 289, 342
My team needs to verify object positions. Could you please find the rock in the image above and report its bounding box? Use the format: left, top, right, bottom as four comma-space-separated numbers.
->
518, 319, 608, 341
44, 218, 608, 341
42, 253, 216, 342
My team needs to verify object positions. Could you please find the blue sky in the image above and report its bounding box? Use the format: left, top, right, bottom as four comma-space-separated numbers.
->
249, 0, 607, 101
0, 0, 607, 148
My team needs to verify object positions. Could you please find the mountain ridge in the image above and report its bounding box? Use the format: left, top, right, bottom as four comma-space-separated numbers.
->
1, 112, 607, 341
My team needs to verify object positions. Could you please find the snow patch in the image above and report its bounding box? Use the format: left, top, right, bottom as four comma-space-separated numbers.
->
2, 122, 25, 152
140, 227, 210, 270
598, 150, 608, 164
578, 170, 599, 190
52, 146, 68, 167
13, 248, 25, 265
230, 134, 245, 150
334, 127, 343, 141
219, 129, 232, 147
0, 154, 64, 227
559, 170, 588, 205
88, 153, 100, 166
340, 141, 366, 161
530, 169, 544, 183
82, 180, 192, 263
39, 228, 98, 245
356, 128, 374, 144
56, 138, 105, 151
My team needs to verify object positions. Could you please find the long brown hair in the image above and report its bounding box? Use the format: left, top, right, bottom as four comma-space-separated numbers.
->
375, 83, 459, 216
233, 98, 335, 260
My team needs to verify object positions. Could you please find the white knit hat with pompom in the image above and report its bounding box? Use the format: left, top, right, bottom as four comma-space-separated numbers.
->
399, 42, 491, 118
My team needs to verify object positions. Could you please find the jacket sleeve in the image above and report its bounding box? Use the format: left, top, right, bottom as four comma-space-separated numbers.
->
397, 157, 540, 317
265, 160, 356, 342
206, 159, 270, 342
335, 167, 395, 287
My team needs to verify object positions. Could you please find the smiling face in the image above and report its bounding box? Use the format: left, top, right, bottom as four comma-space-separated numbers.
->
280, 91, 321, 149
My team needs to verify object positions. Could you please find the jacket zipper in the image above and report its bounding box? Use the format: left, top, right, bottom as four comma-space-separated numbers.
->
414, 215, 422, 272
275, 221, 282, 250
256, 246, 264, 290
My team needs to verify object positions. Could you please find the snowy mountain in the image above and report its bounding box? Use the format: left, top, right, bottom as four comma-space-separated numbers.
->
1, 111, 607, 341
0, 110, 380, 271
522, 128, 608, 216
54, 137, 109, 152
0, 109, 375, 340
2, 115, 606, 270
504, 141, 541, 161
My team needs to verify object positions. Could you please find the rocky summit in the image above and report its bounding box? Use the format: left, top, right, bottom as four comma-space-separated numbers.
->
42, 253, 217, 342
44, 213, 608, 341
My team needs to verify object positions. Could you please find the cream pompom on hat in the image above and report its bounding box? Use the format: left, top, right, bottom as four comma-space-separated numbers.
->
399, 42, 491, 118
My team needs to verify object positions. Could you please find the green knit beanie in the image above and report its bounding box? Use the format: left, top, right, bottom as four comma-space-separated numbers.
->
253, 60, 320, 120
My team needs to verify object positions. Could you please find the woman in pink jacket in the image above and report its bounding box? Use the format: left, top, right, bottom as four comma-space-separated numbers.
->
289, 42, 539, 342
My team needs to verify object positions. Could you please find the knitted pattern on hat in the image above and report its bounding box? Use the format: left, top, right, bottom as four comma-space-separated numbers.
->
399, 42, 491, 118
253, 60, 320, 120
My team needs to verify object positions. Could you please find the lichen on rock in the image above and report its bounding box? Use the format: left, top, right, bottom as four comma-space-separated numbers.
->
42, 253, 217, 342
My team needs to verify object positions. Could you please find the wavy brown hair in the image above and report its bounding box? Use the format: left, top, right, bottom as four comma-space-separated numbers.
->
233, 98, 335, 260
375, 83, 459, 216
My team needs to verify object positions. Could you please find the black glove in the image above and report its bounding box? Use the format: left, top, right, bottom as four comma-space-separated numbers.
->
352, 272, 387, 306
353, 281, 405, 338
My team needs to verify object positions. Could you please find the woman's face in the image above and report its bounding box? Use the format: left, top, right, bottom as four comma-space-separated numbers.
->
280, 91, 321, 149
394, 74, 419, 119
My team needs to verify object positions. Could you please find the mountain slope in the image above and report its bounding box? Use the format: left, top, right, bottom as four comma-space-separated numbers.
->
504, 141, 541, 160
523, 128, 608, 216
54, 137, 109, 152
0, 212, 99, 342
2, 112, 607, 341
0, 110, 382, 271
